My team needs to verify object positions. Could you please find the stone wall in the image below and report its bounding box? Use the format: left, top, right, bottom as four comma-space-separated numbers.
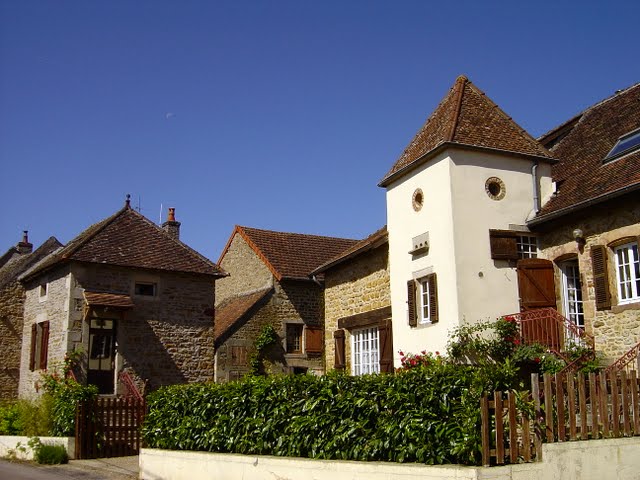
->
537, 196, 640, 362
323, 245, 390, 373
215, 234, 272, 306
19, 267, 72, 399
215, 235, 325, 381
0, 281, 25, 399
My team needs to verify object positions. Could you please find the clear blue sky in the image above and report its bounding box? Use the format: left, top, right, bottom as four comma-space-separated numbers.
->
1, 0, 638, 262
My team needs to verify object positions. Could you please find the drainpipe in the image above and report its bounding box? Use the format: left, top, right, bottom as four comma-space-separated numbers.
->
531, 162, 540, 213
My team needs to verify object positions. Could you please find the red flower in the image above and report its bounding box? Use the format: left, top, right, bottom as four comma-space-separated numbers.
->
398, 350, 404, 356
534, 357, 541, 363
435, 351, 440, 356
513, 339, 521, 345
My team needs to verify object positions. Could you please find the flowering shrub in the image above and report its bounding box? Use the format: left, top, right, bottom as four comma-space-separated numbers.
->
398, 350, 442, 370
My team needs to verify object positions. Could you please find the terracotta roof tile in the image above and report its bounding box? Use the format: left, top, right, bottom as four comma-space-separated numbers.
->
380, 76, 555, 186
24, 205, 224, 279
214, 288, 272, 343
0, 237, 62, 290
533, 82, 640, 223
311, 226, 387, 275
84, 290, 135, 309
227, 226, 359, 281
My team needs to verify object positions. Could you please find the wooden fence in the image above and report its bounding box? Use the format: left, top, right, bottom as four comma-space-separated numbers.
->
75, 396, 146, 459
481, 370, 640, 467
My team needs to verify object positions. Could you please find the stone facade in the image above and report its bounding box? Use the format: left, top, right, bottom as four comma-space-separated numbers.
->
215, 235, 325, 381
19, 262, 216, 398
0, 281, 26, 399
323, 244, 390, 373
537, 195, 640, 362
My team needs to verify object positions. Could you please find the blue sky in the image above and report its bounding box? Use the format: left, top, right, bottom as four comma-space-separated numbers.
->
1, 1, 638, 262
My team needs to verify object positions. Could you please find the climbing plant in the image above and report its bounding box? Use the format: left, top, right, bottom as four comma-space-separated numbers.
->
248, 324, 279, 375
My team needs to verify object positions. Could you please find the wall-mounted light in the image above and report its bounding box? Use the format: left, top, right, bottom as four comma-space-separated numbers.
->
573, 228, 585, 246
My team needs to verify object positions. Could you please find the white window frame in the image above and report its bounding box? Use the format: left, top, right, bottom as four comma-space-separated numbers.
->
561, 260, 584, 328
615, 242, 640, 304
517, 235, 538, 259
285, 323, 304, 354
351, 326, 380, 376
419, 278, 431, 323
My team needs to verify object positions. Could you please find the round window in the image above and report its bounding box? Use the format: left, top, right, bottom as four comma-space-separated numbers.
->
412, 188, 424, 211
485, 177, 506, 201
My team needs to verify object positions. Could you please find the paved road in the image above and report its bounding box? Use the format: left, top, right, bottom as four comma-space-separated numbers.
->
0, 458, 137, 480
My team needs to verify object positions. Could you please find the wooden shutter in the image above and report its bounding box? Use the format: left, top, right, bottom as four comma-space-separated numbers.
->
334, 330, 345, 370
428, 273, 438, 323
39, 321, 50, 370
29, 323, 37, 371
305, 326, 323, 355
407, 280, 417, 327
591, 245, 611, 310
378, 319, 394, 373
489, 230, 518, 260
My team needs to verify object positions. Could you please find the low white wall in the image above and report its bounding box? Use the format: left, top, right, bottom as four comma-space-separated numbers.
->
0, 435, 75, 461
140, 437, 640, 480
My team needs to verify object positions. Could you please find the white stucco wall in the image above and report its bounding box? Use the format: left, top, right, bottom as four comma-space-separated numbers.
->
386, 152, 458, 363
0, 436, 75, 460
385, 148, 553, 364
140, 437, 640, 480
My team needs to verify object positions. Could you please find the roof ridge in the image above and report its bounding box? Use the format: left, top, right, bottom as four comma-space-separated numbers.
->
238, 225, 358, 242
446, 75, 467, 141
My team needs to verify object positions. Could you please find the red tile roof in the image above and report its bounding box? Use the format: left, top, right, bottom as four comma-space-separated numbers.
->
24, 204, 225, 280
532, 82, 640, 224
311, 226, 387, 275
220, 226, 359, 281
84, 290, 135, 309
380, 75, 555, 186
214, 288, 272, 344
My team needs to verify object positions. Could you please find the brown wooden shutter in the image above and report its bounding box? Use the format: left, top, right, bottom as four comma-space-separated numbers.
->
378, 319, 394, 373
40, 321, 50, 370
407, 280, 417, 327
334, 330, 345, 370
489, 230, 518, 260
305, 326, 323, 355
591, 245, 611, 310
29, 323, 37, 371
428, 273, 438, 323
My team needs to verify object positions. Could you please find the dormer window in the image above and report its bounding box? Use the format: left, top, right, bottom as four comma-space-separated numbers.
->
604, 128, 640, 162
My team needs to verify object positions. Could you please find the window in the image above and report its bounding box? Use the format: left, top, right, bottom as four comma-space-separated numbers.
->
615, 242, 640, 304
134, 282, 157, 297
286, 324, 303, 354
420, 278, 431, 323
407, 273, 438, 327
29, 321, 50, 371
489, 230, 537, 260
516, 236, 538, 259
351, 326, 379, 376
605, 128, 640, 162
561, 260, 584, 328
39, 283, 48, 298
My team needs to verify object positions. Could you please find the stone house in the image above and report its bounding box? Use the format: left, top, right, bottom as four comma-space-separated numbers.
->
18, 198, 225, 398
529, 82, 640, 362
311, 226, 392, 375
0, 233, 62, 399
213, 225, 357, 381
377, 75, 639, 367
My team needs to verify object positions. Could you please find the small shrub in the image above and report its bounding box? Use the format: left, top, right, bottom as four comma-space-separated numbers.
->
0, 402, 22, 435
15, 397, 53, 436
34, 443, 69, 464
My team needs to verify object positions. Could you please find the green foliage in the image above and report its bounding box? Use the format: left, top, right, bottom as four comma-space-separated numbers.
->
447, 316, 520, 363
0, 402, 22, 435
27, 437, 69, 464
143, 362, 518, 465
39, 351, 98, 437
248, 324, 279, 375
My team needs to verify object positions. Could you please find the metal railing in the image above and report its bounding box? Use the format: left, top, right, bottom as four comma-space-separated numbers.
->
118, 371, 144, 402
605, 340, 640, 374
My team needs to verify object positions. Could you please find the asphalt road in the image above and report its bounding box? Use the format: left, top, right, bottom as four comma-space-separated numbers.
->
0, 459, 135, 480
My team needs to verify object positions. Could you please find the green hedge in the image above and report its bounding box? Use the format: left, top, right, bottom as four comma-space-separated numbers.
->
143, 361, 518, 465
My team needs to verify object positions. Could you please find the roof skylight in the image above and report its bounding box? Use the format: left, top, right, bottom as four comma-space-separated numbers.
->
605, 128, 640, 162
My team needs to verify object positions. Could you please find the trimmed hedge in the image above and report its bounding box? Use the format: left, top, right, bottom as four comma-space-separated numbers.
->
143, 361, 518, 465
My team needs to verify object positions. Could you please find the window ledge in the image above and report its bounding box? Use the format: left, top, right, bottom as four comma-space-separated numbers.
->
612, 301, 640, 314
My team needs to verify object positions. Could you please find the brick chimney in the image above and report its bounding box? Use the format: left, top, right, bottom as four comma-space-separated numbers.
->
17, 231, 33, 254
162, 208, 181, 240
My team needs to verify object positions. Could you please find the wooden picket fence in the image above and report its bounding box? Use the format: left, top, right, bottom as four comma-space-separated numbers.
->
481, 370, 640, 466
75, 396, 146, 459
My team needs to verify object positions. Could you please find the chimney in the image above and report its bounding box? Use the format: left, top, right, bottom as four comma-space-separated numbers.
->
162, 208, 181, 240
17, 230, 33, 254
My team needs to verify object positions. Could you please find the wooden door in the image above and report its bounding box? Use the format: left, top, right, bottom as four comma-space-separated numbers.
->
87, 318, 116, 394
517, 259, 559, 348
